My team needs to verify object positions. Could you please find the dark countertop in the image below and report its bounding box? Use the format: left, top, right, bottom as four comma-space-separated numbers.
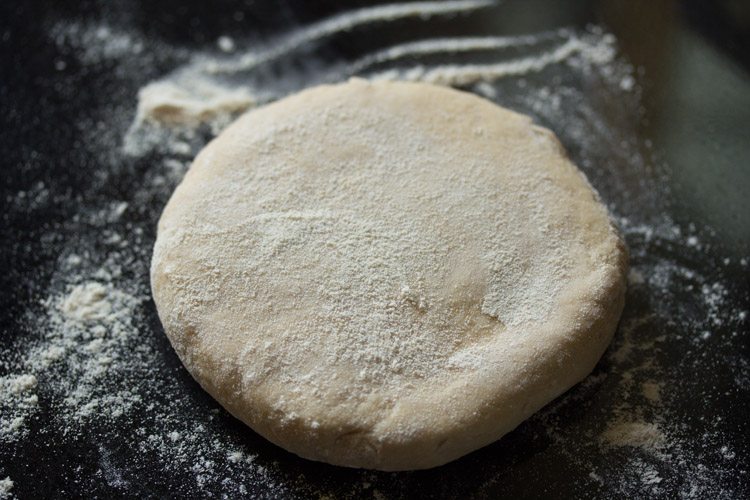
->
1, 1, 748, 498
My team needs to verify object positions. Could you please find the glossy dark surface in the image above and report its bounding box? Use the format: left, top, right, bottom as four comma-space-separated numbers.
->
1, 1, 748, 498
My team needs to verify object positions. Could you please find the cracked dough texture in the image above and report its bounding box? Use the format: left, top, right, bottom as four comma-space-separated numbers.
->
151, 79, 628, 470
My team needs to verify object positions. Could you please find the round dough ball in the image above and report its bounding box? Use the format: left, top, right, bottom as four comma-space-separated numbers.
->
151, 79, 627, 470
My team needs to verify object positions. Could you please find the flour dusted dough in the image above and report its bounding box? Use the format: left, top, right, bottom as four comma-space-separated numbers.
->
151, 79, 627, 470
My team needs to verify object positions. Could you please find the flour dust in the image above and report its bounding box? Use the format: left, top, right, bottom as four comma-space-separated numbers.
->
1, 1, 747, 498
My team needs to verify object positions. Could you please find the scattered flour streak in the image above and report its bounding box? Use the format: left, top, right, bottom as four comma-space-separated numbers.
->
370, 35, 615, 85
205, 0, 499, 75
345, 32, 564, 75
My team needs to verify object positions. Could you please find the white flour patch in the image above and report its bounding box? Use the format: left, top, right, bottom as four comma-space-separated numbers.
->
601, 421, 666, 450
0, 477, 13, 500
0, 374, 38, 442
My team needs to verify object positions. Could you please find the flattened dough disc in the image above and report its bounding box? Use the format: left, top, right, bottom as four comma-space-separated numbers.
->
151, 79, 627, 470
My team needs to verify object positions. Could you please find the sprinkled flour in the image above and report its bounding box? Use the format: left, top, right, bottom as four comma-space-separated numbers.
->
1, 1, 748, 498
0, 374, 38, 442
601, 421, 666, 450
0, 478, 13, 500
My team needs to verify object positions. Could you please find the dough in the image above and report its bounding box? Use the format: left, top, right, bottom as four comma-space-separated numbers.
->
151, 79, 627, 470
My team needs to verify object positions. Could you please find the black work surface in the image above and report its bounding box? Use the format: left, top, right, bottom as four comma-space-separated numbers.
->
1, 1, 749, 498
